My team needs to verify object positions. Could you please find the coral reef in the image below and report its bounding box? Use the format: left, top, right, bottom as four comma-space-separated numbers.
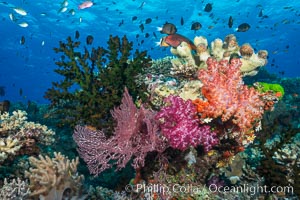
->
273, 137, 300, 185
222, 34, 239, 54
25, 152, 86, 199
0, 25, 293, 200
211, 38, 224, 61
177, 80, 203, 100
221, 153, 246, 184
44, 35, 151, 132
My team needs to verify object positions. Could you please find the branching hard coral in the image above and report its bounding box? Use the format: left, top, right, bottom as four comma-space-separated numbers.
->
0, 136, 21, 162
0, 178, 30, 199
0, 110, 55, 163
0, 110, 27, 132
44, 35, 151, 132
155, 95, 218, 152
170, 58, 199, 79
25, 152, 86, 200
73, 88, 168, 176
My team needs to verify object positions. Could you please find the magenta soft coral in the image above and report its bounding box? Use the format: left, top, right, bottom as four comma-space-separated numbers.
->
196, 57, 265, 131
155, 95, 218, 152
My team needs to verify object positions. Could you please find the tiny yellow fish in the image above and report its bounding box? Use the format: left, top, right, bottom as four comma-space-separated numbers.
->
207, 150, 218, 156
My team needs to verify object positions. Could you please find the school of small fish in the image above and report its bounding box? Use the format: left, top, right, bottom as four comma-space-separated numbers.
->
2, 0, 298, 77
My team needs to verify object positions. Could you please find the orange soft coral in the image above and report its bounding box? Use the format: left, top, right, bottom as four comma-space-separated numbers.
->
196, 57, 265, 132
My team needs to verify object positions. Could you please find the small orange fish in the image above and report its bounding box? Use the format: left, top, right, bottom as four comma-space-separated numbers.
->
78, 1, 93, 10
275, 92, 283, 98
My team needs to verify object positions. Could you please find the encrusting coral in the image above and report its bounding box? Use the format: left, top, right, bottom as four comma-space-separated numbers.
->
25, 152, 86, 200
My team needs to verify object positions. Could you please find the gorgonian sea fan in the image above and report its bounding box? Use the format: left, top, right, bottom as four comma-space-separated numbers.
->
73, 88, 167, 176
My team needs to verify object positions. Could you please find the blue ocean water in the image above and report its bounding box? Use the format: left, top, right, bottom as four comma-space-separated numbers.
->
0, 0, 299, 103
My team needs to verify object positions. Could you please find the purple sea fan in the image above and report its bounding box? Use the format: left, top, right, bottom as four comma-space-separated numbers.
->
73, 88, 168, 176
155, 95, 218, 151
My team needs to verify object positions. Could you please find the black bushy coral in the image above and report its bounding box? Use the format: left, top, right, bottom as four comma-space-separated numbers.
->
44, 35, 151, 132
255, 112, 300, 197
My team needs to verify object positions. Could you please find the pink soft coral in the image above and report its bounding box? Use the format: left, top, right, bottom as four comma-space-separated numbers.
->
155, 95, 218, 152
195, 57, 265, 131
